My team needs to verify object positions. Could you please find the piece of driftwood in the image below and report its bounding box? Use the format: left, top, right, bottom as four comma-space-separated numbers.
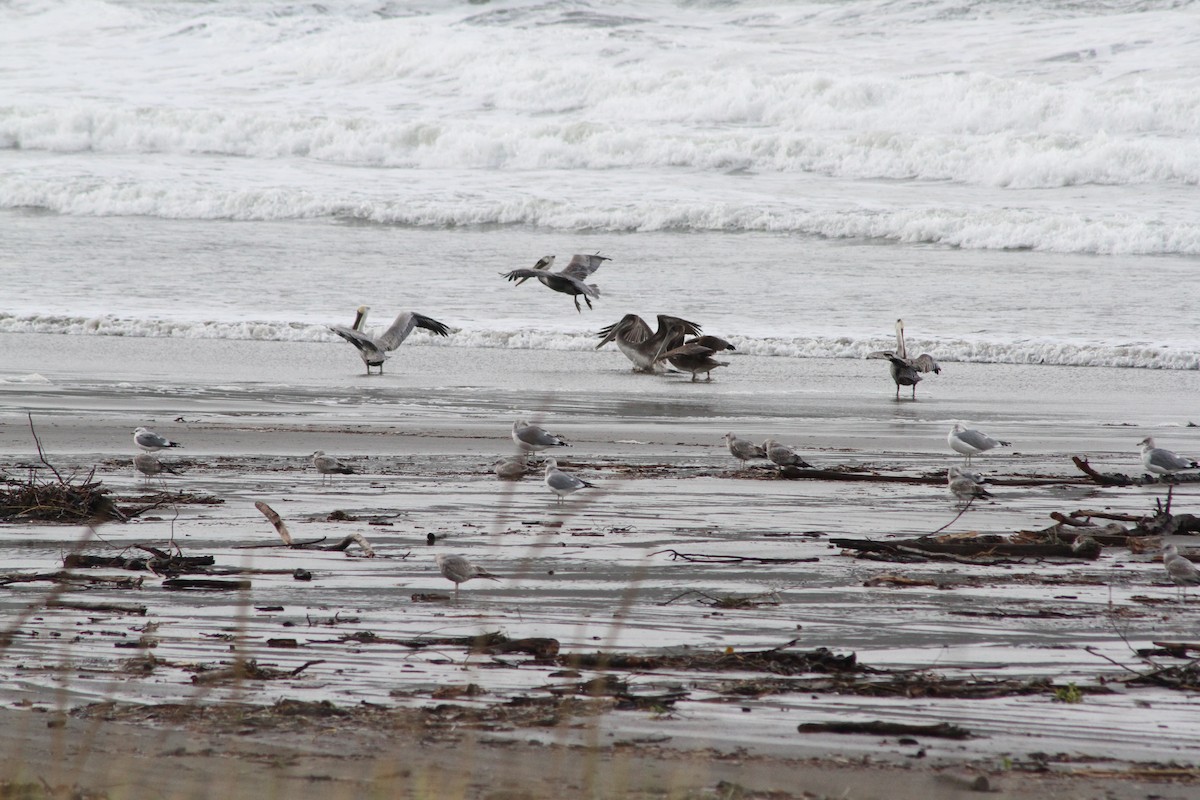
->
162, 577, 251, 591
659, 589, 782, 608
252, 501, 375, 556
63, 553, 215, 572
0, 571, 143, 589
651, 549, 818, 564
191, 658, 324, 684
333, 630, 558, 658
797, 720, 972, 740
46, 600, 147, 615
1074, 456, 1200, 488
832, 536, 1101, 561
778, 465, 1084, 487
560, 643, 859, 675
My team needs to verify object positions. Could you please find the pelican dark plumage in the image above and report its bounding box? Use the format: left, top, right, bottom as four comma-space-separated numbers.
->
329, 305, 450, 375
656, 328, 736, 382
501, 253, 610, 312
595, 314, 702, 372
867, 319, 941, 399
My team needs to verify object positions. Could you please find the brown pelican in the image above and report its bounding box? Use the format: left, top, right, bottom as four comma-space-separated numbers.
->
312, 451, 355, 485
656, 331, 736, 382
543, 457, 596, 504
948, 423, 1011, 464
134, 427, 182, 452
435, 554, 499, 601
501, 253, 610, 312
595, 314, 702, 372
867, 319, 941, 399
329, 306, 450, 375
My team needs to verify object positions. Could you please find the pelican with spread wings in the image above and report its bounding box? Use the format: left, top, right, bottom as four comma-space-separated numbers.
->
867, 318, 941, 399
595, 314, 702, 372
329, 305, 450, 375
501, 253, 610, 312
655, 324, 737, 382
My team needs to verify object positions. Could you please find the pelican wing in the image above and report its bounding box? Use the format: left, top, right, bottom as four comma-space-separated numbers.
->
655, 342, 716, 361
913, 353, 940, 374
329, 325, 386, 363
690, 334, 735, 353
502, 268, 543, 283
560, 253, 609, 281
866, 350, 896, 360
378, 311, 450, 351
596, 314, 651, 349
655, 315, 702, 338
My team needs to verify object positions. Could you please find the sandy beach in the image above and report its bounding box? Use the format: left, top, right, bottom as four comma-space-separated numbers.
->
2, 333, 1200, 798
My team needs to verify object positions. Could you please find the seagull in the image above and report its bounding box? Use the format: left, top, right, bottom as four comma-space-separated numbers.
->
500, 253, 610, 312
947, 465, 991, 505
133, 453, 179, 485
762, 439, 813, 469
328, 306, 450, 375
512, 419, 570, 453
494, 454, 530, 480
595, 314, 702, 373
723, 433, 766, 469
134, 427, 182, 453
1162, 544, 1200, 602
544, 457, 596, 504
867, 319, 941, 399
948, 423, 1010, 464
312, 450, 355, 485
1139, 437, 1198, 508
435, 553, 500, 601
656, 331, 736, 382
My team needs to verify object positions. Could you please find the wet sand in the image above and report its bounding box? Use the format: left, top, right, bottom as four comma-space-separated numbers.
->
2, 332, 1200, 798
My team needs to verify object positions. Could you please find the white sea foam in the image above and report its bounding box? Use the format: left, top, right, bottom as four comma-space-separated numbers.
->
1, 314, 1194, 371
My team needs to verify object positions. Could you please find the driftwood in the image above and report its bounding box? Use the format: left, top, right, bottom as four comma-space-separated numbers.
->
1074, 456, 1200, 488
162, 577, 251, 591
651, 549, 818, 565
560, 643, 859, 675
0, 571, 143, 589
832, 536, 1100, 561
797, 720, 972, 740
46, 600, 147, 615
778, 466, 1083, 487
64, 552, 216, 573
191, 658, 324, 684
252, 501, 375, 556
659, 589, 782, 608
333, 631, 559, 658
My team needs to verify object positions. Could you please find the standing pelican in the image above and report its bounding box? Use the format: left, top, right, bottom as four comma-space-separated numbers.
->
1162, 544, 1200, 603
312, 450, 355, 485
867, 319, 941, 399
948, 423, 1010, 464
595, 314, 702, 373
134, 427, 182, 453
435, 554, 500, 601
1138, 437, 1199, 508
511, 420, 570, 453
500, 253, 610, 312
656, 330, 736, 382
543, 457, 596, 504
329, 306, 450, 375
947, 465, 991, 505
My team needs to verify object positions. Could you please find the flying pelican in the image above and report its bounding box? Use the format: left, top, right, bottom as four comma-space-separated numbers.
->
867, 319, 941, 399
656, 331, 736, 382
722, 433, 766, 468
947, 465, 991, 505
1162, 544, 1200, 603
595, 314, 702, 373
543, 457, 596, 504
500, 253, 610, 312
1138, 437, 1199, 508
948, 423, 1010, 464
133, 427, 182, 453
435, 554, 500, 601
512, 420, 570, 453
762, 439, 813, 469
312, 451, 355, 485
329, 306, 450, 375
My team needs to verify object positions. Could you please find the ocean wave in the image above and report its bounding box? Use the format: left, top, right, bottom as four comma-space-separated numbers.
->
1, 313, 1194, 371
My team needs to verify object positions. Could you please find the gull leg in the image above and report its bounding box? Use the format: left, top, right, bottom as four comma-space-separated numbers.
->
584, 295, 593, 310
573, 296, 582, 313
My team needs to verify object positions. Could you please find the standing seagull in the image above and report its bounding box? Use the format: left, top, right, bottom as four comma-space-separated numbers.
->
762, 439, 813, 469
1162, 544, 1200, 602
435, 554, 500, 601
948, 423, 1010, 465
656, 331, 736, 382
134, 427, 182, 453
595, 314, 702, 373
312, 451, 355, 485
133, 453, 180, 485
543, 457, 596, 504
329, 306, 450, 375
867, 319, 941, 399
1139, 437, 1199, 508
947, 465, 992, 505
501, 253, 610, 312
723, 433, 766, 469
512, 419, 570, 453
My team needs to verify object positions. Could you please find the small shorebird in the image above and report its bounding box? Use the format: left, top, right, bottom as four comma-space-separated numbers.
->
947, 465, 991, 505
133, 453, 179, 485
1138, 436, 1199, 508
762, 439, 812, 469
867, 319, 941, 399
948, 423, 1010, 464
133, 427, 183, 453
501, 253, 610, 313
329, 306, 450, 375
435, 553, 499, 601
723, 433, 766, 469
512, 419, 570, 453
312, 451, 355, 485
1161, 544, 1200, 603
595, 314, 701, 373
543, 457, 596, 504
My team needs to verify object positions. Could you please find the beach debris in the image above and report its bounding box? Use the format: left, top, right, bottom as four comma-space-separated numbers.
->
191, 658, 324, 684
64, 550, 215, 574
658, 589, 781, 609
1, 418, 125, 523
797, 720, 972, 740
832, 533, 1102, 563
330, 630, 559, 659
163, 577, 251, 591
651, 549, 818, 565
0, 572, 143, 589
436, 553, 500, 600
866, 319, 941, 399
252, 501, 375, 556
